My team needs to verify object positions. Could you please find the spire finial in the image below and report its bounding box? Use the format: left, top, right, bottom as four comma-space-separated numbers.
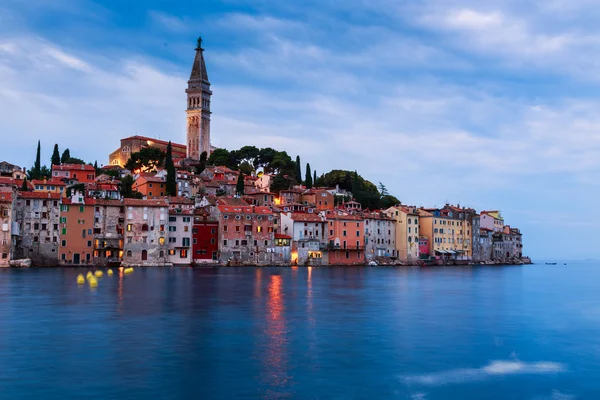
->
196, 36, 203, 50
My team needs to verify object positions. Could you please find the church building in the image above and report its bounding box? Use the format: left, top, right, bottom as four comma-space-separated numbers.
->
108, 38, 212, 167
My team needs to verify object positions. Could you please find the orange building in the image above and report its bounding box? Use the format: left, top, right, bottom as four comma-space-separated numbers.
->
32, 179, 67, 196
52, 164, 96, 183
301, 188, 334, 211
133, 174, 166, 197
59, 197, 96, 265
325, 211, 365, 265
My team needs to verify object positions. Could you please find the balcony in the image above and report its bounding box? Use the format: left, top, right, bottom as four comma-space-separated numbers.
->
326, 243, 364, 251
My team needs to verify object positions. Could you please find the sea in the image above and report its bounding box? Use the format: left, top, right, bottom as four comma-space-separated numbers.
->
0, 262, 598, 399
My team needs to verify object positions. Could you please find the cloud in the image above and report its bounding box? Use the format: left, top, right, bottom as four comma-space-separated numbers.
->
148, 11, 188, 32
402, 360, 566, 386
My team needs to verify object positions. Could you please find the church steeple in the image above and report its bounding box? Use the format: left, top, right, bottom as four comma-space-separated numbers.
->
186, 36, 212, 160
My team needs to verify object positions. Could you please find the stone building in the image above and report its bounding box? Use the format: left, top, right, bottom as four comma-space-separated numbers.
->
167, 197, 194, 265
93, 199, 124, 266
280, 212, 327, 265
478, 228, 493, 262
58, 196, 95, 265
471, 214, 482, 262
273, 234, 292, 265
363, 211, 396, 262
0, 187, 16, 265
216, 205, 275, 265
186, 37, 212, 160
122, 199, 169, 266
14, 192, 61, 265
109, 135, 187, 167
0, 161, 25, 178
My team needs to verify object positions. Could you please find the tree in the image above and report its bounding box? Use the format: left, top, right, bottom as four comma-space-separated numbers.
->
31, 140, 41, 180
295, 155, 302, 183
119, 175, 143, 199
236, 170, 245, 196
378, 182, 389, 197
196, 151, 208, 175
93, 160, 99, 173
61, 149, 71, 164
21, 177, 28, 192
380, 195, 401, 209
125, 147, 165, 173
51, 144, 60, 166
207, 148, 230, 167
238, 161, 254, 175
40, 166, 51, 180
216, 188, 226, 197
305, 163, 313, 189
270, 173, 290, 192
237, 146, 260, 168
313, 170, 317, 187
63, 157, 85, 165
165, 141, 177, 196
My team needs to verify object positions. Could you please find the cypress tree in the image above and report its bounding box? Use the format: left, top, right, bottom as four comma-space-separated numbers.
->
313, 170, 317, 187
51, 144, 60, 166
305, 163, 312, 189
61, 149, 70, 164
295, 155, 302, 183
236, 170, 244, 196
93, 160, 98, 173
165, 141, 177, 196
33, 140, 41, 179
21, 177, 28, 192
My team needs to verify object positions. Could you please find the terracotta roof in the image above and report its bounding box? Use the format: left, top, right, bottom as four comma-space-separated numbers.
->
52, 164, 96, 172
218, 197, 250, 206
325, 212, 363, 221
218, 205, 273, 215
62, 198, 97, 205
123, 198, 167, 207
96, 199, 123, 207
275, 233, 292, 239
167, 196, 194, 205
136, 174, 165, 184
290, 213, 324, 222
0, 191, 13, 202
18, 192, 61, 200
31, 179, 67, 186
122, 135, 186, 150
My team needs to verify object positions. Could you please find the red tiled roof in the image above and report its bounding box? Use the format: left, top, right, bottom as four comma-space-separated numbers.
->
52, 164, 96, 172
275, 233, 292, 239
167, 196, 194, 205
218, 205, 273, 215
136, 174, 165, 184
31, 179, 67, 186
124, 198, 167, 207
122, 135, 186, 150
0, 191, 13, 202
18, 191, 61, 200
325, 212, 363, 221
290, 213, 324, 222
62, 198, 97, 205
96, 199, 123, 206
218, 197, 250, 206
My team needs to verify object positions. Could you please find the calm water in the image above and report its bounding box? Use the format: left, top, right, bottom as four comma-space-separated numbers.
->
0, 263, 599, 399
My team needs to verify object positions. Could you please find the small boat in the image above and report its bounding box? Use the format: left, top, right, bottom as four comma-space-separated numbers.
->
545, 262, 557, 265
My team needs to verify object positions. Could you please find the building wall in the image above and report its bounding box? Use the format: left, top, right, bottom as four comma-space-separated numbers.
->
59, 201, 95, 265
192, 219, 219, 263
93, 201, 124, 266
364, 216, 396, 262
167, 213, 193, 265
109, 137, 187, 167
0, 190, 15, 265
387, 207, 420, 263
15, 194, 61, 265
326, 216, 365, 265
280, 213, 327, 265
471, 215, 482, 262
122, 203, 169, 266
218, 207, 275, 265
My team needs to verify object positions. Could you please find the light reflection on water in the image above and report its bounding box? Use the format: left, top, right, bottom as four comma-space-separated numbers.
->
1, 264, 600, 399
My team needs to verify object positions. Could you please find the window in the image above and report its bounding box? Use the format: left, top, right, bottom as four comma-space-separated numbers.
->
61, 239, 67, 247
257, 226, 263, 233
126, 250, 132, 257
169, 226, 176, 232
356, 230, 360, 237
61, 228, 66, 235
235, 226, 240, 232
343, 230, 347, 237
184, 226, 189, 232
330, 230, 333, 236
182, 238, 190, 247
127, 237, 132, 243
127, 224, 132, 231
169, 216, 176, 222
223, 239, 228, 246
241, 240, 248, 246
79, 206, 84, 212
211, 228, 216, 235
159, 237, 165, 245
183, 217, 190, 222
210, 238, 215, 244
169, 237, 176, 243
180, 249, 188, 258
223, 226, 228, 232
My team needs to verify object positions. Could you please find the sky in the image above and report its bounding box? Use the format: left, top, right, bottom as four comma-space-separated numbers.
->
1, 0, 599, 260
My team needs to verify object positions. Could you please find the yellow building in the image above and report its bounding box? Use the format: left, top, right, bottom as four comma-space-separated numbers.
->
418, 205, 473, 260
385, 205, 420, 263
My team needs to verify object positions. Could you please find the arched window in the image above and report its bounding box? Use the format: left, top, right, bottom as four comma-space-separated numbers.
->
159, 250, 164, 258
122, 146, 130, 153
126, 250, 132, 257
141, 250, 148, 261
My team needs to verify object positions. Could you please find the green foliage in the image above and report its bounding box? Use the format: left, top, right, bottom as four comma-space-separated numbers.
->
321, 169, 381, 209
119, 175, 143, 199
305, 163, 312, 189
102, 169, 121, 179
216, 188, 226, 197
238, 161, 254, 175
29, 140, 42, 180
196, 151, 208, 175
66, 183, 86, 198
165, 141, 177, 196
207, 148, 231, 168
378, 182, 389, 197
63, 158, 85, 165
61, 149, 71, 164
313, 170, 317, 187
125, 147, 165, 173
51, 144, 60, 166
295, 155, 302, 183
93, 160, 98, 173
40, 166, 51, 180
380, 195, 401, 209
21, 177, 28, 192
236, 171, 245, 196
237, 146, 260, 168
270, 173, 290, 193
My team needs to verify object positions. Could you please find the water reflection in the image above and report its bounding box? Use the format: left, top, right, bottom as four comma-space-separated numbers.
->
263, 274, 291, 398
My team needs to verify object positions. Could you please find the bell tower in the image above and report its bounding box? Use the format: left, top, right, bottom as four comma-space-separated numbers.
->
186, 37, 212, 160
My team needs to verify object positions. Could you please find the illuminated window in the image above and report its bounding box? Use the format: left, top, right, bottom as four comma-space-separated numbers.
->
127, 224, 132, 231
257, 226, 263, 233
159, 237, 165, 245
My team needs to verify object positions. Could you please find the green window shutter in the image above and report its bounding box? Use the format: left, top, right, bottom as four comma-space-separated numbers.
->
61, 228, 67, 235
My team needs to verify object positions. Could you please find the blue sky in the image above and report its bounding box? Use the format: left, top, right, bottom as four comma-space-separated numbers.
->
1, 0, 599, 259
